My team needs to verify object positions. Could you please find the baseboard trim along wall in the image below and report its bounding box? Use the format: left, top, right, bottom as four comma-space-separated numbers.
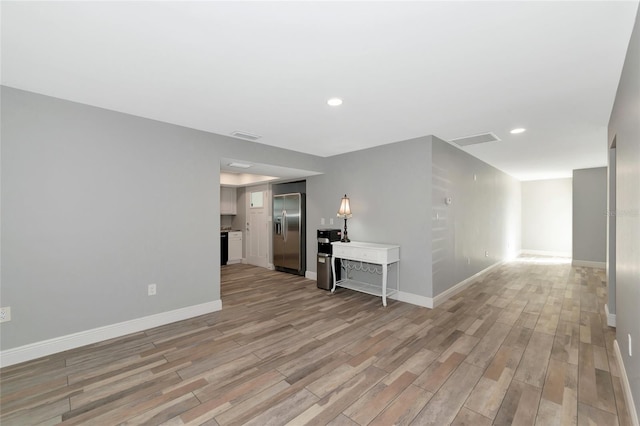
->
614, 340, 640, 426
392, 260, 504, 310
572, 259, 606, 269
0, 300, 222, 368
520, 249, 572, 258
605, 304, 617, 327
432, 261, 504, 308
392, 292, 434, 309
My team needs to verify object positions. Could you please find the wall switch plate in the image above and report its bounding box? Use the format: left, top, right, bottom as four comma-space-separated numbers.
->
321, 218, 325, 225
485, 251, 489, 257
0, 307, 11, 323
330, 218, 334, 225
629, 334, 632, 357
148, 284, 157, 296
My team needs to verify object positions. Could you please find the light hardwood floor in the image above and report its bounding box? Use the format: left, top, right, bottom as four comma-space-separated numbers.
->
0, 257, 632, 425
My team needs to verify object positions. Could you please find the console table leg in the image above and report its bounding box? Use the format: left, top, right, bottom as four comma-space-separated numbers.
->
382, 263, 388, 307
331, 255, 337, 293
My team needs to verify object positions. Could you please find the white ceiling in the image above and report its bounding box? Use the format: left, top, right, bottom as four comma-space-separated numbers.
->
220, 157, 322, 186
2, 1, 637, 181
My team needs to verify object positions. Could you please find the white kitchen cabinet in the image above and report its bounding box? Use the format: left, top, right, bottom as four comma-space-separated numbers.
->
228, 231, 243, 263
220, 187, 237, 215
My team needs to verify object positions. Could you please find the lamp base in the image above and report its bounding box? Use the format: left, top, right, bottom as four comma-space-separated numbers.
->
341, 217, 350, 243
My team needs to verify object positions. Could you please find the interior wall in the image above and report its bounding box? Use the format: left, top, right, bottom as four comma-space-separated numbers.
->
1, 87, 218, 349
572, 167, 607, 264
431, 137, 521, 297
0, 86, 324, 352
521, 178, 573, 256
607, 148, 616, 316
608, 6, 640, 418
306, 136, 433, 298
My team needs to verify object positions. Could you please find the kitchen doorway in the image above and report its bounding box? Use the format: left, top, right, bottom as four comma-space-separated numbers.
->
246, 185, 269, 268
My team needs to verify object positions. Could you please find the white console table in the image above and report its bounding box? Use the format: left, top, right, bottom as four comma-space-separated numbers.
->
331, 241, 400, 307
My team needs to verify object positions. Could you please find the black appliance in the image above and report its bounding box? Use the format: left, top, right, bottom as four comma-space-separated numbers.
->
317, 229, 342, 290
221, 231, 228, 265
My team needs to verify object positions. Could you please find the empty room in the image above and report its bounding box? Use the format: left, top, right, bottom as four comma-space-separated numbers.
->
1, 2, 639, 425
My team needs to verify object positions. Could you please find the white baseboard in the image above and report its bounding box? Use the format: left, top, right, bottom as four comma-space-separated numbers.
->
521, 249, 572, 258
390, 260, 504, 310
305, 271, 317, 280
0, 300, 222, 368
605, 304, 617, 327
572, 259, 606, 269
614, 339, 639, 426
392, 291, 433, 309
226, 259, 242, 265
267, 263, 274, 270
432, 261, 504, 308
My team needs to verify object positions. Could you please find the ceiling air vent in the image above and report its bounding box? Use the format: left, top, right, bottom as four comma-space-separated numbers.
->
230, 131, 262, 141
450, 132, 500, 147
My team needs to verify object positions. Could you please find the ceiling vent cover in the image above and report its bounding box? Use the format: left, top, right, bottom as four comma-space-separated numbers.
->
450, 132, 500, 147
230, 131, 262, 141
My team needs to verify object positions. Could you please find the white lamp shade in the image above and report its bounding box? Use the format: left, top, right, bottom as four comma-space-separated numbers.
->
337, 195, 352, 218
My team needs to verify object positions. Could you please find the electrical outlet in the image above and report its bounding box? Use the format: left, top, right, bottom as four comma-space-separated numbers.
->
321, 218, 325, 225
148, 284, 157, 296
329, 218, 334, 225
0, 307, 11, 323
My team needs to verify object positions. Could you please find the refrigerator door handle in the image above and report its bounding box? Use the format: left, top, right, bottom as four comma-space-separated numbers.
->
283, 210, 287, 242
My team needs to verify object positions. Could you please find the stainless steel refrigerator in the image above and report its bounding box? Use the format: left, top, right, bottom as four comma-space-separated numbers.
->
273, 193, 306, 275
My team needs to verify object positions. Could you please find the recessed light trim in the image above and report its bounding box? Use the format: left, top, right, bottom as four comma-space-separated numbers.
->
510, 128, 526, 134
228, 162, 252, 169
327, 98, 343, 106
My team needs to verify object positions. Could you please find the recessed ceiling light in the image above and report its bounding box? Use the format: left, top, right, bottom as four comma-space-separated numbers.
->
510, 128, 526, 134
228, 162, 252, 169
327, 98, 343, 106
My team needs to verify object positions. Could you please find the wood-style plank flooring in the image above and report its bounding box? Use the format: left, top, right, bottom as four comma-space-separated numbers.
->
0, 257, 632, 425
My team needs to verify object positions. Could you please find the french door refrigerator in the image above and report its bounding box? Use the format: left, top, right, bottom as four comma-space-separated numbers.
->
273, 193, 306, 275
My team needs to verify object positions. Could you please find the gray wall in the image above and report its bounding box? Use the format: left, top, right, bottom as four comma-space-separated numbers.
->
0, 86, 324, 351
306, 136, 432, 297
431, 137, 521, 296
521, 178, 572, 256
608, 6, 640, 417
572, 168, 607, 263
607, 148, 616, 315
